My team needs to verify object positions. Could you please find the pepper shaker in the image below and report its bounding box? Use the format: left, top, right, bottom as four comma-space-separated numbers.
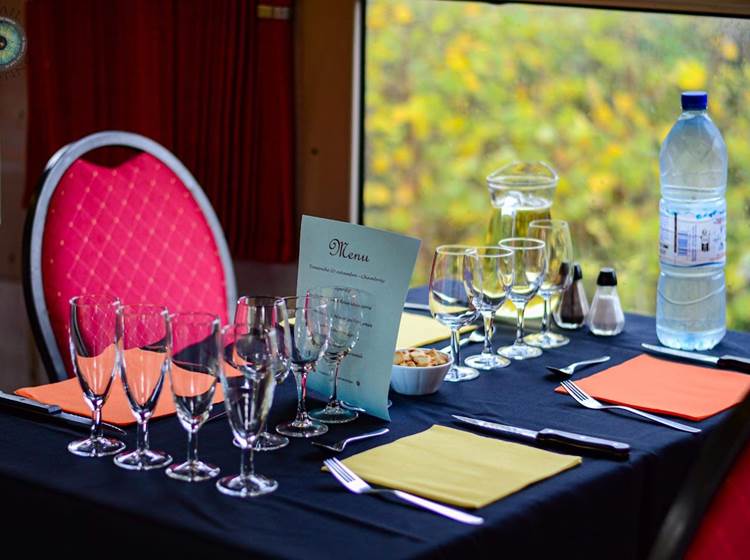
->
554, 263, 588, 330
588, 267, 625, 336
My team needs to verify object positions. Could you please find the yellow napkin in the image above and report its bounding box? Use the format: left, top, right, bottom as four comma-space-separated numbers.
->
396, 313, 476, 349
340, 425, 581, 509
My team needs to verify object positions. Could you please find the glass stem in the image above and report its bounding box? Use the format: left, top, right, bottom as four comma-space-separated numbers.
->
481, 311, 494, 355
137, 418, 149, 455
515, 302, 527, 345
450, 327, 462, 365
295, 365, 310, 420
329, 360, 342, 405
91, 404, 103, 440
241, 446, 254, 482
187, 429, 199, 464
540, 295, 551, 336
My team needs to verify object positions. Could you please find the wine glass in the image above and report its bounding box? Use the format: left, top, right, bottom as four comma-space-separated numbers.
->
428, 245, 480, 382
114, 304, 172, 470
524, 219, 573, 348
234, 296, 292, 450
497, 238, 547, 360
276, 295, 330, 438
67, 294, 126, 457
308, 287, 369, 424
464, 246, 514, 370
217, 324, 278, 498
165, 312, 221, 482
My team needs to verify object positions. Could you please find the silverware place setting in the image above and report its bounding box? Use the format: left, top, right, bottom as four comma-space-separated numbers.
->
323, 457, 484, 525
560, 379, 700, 433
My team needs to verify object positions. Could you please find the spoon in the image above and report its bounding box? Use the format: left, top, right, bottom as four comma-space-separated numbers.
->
546, 356, 611, 377
311, 427, 390, 453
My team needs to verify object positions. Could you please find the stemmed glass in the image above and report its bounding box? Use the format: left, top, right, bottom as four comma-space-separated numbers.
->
67, 295, 126, 457
428, 246, 480, 382
114, 304, 172, 470
218, 323, 279, 498
497, 238, 547, 360
234, 296, 292, 450
276, 296, 330, 438
308, 287, 369, 424
165, 312, 221, 482
524, 219, 573, 348
464, 247, 514, 370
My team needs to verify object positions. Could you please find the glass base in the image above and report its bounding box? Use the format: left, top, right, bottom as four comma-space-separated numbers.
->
216, 472, 278, 498
498, 341, 543, 360
309, 401, 358, 424
165, 459, 220, 482
233, 431, 290, 450
444, 365, 480, 382
114, 448, 172, 471
68, 436, 126, 458
524, 331, 570, 349
276, 416, 328, 438
464, 352, 511, 370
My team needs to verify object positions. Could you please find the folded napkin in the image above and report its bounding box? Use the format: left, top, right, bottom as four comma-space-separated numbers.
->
396, 312, 476, 349
554, 354, 750, 421
339, 425, 581, 509
16, 350, 228, 427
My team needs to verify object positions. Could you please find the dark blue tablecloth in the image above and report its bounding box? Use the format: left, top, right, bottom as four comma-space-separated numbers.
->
1, 289, 747, 558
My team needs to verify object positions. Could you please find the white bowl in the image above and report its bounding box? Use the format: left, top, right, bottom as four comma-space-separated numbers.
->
390, 349, 452, 396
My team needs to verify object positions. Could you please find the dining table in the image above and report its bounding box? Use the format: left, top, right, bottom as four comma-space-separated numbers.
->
1, 287, 745, 558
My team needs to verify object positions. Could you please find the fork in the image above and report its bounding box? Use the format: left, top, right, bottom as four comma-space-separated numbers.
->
560, 380, 701, 433
323, 457, 484, 525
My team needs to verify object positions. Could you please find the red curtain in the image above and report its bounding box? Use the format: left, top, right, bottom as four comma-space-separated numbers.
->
24, 0, 295, 262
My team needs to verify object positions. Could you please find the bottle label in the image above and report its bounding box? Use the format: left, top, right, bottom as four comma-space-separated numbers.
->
659, 208, 726, 266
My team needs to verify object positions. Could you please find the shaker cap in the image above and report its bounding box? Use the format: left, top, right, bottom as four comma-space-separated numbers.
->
597, 267, 617, 286
572, 263, 583, 282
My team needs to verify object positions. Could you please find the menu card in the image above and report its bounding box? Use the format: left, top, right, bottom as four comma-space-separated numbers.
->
297, 215, 420, 421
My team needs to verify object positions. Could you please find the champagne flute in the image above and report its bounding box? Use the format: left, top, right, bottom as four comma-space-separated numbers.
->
67, 294, 126, 457
218, 324, 278, 498
114, 304, 172, 470
428, 245, 480, 382
524, 219, 573, 348
276, 295, 330, 438
464, 247, 514, 370
165, 312, 221, 482
234, 296, 292, 450
497, 238, 547, 360
308, 287, 369, 424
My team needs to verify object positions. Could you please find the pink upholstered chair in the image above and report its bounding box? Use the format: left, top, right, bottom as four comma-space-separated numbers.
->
23, 131, 236, 382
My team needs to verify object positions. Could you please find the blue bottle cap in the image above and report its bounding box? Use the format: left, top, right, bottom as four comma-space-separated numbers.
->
681, 91, 708, 111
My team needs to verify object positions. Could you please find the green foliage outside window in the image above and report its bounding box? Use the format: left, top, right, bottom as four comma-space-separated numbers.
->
364, 0, 750, 330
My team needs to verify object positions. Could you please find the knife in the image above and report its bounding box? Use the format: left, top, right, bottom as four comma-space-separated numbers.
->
0, 391, 127, 436
452, 415, 630, 459
641, 343, 750, 374
403, 302, 431, 313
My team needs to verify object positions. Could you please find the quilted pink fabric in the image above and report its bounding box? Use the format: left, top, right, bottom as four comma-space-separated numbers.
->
42, 152, 230, 377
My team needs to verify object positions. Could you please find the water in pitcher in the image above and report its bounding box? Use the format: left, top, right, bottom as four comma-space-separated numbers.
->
486, 162, 558, 320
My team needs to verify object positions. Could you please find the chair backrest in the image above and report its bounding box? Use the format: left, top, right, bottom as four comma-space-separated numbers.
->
23, 131, 237, 382
648, 387, 750, 560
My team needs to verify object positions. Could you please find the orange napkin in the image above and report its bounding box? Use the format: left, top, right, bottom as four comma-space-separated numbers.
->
554, 354, 750, 421
16, 352, 232, 427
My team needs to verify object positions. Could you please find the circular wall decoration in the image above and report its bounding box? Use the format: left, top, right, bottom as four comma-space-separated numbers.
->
0, 16, 26, 72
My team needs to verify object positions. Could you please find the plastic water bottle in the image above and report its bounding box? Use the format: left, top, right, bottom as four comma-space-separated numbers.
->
656, 91, 727, 350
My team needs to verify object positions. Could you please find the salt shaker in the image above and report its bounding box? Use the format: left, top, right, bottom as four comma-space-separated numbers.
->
554, 263, 588, 330
588, 267, 625, 336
